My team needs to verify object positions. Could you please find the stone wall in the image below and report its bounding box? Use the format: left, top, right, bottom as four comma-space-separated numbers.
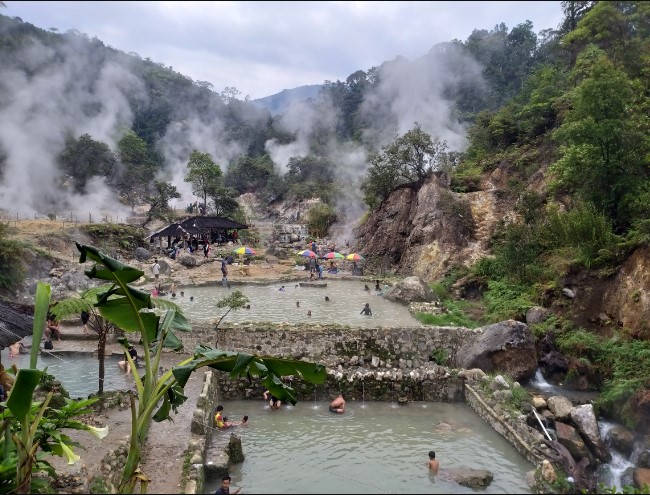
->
464, 382, 545, 465
184, 322, 473, 370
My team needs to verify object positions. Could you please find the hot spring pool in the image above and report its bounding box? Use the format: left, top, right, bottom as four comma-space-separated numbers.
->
204, 400, 533, 494
1, 347, 134, 398
166, 279, 422, 327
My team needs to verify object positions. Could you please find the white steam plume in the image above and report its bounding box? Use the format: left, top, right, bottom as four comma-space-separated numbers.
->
0, 34, 146, 220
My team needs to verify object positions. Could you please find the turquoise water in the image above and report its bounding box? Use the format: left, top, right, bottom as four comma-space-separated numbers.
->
204, 400, 533, 494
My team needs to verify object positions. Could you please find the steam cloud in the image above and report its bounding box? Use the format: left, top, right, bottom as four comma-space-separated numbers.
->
0, 27, 485, 249
0, 34, 144, 220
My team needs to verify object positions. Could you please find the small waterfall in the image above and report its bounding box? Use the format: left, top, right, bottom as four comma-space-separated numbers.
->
390, 380, 399, 409
361, 380, 366, 408
530, 368, 554, 391
597, 420, 636, 492
313, 385, 319, 409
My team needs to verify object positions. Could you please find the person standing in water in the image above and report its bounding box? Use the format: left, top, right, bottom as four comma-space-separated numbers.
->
426, 451, 439, 473
360, 303, 372, 316
329, 393, 345, 414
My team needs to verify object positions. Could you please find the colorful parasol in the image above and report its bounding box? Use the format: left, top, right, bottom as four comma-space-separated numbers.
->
322, 252, 345, 260
298, 249, 318, 258
233, 246, 256, 256
346, 253, 365, 262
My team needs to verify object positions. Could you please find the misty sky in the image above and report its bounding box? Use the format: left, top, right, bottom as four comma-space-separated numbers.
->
4, 1, 564, 100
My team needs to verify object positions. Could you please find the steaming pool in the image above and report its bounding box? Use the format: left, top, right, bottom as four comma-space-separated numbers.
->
203, 400, 533, 494
165, 279, 423, 327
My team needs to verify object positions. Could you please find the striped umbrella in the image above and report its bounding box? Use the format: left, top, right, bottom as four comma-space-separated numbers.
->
233, 246, 256, 256
298, 249, 317, 259
322, 252, 345, 260
346, 253, 364, 262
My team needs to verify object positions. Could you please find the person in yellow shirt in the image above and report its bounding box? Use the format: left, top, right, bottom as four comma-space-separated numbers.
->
214, 405, 225, 428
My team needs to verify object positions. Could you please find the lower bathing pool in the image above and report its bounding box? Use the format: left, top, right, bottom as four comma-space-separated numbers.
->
204, 400, 533, 494
167, 279, 422, 328
0, 347, 134, 398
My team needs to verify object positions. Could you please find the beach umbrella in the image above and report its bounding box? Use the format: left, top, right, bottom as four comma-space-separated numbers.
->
346, 253, 365, 262
298, 249, 317, 258
233, 246, 256, 256
322, 252, 345, 260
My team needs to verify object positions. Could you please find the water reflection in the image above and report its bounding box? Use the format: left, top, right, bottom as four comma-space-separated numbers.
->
204, 401, 533, 494
167, 280, 422, 328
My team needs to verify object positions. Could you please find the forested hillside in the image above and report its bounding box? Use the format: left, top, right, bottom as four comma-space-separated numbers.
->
1, 1, 650, 432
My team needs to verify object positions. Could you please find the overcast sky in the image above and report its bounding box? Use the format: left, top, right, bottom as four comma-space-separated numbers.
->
5, 1, 564, 100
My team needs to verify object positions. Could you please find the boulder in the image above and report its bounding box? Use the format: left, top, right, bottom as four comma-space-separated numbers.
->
177, 255, 198, 267
634, 468, 650, 490
526, 306, 552, 324
606, 425, 636, 457
134, 247, 151, 261
547, 396, 573, 422
570, 404, 610, 462
456, 320, 537, 382
384, 276, 437, 304
638, 450, 650, 468
539, 351, 569, 382
448, 468, 494, 487
532, 397, 547, 410
555, 421, 595, 464
541, 459, 557, 483
158, 259, 172, 274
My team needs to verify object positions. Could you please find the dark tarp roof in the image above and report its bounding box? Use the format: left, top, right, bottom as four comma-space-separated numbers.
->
148, 223, 202, 239
0, 299, 34, 349
180, 216, 248, 230
148, 216, 248, 239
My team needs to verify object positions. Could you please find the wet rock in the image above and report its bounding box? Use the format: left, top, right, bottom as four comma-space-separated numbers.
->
540, 351, 569, 381
606, 425, 636, 458
570, 404, 610, 462
555, 421, 595, 463
227, 433, 245, 463
638, 450, 650, 468
448, 467, 494, 487
547, 396, 573, 421
532, 397, 547, 410
634, 468, 650, 490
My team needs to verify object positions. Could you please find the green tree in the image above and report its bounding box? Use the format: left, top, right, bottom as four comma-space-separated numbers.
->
550, 50, 648, 228
72, 244, 327, 493
361, 124, 450, 208
208, 185, 241, 218
307, 203, 337, 239
184, 150, 223, 212
117, 130, 157, 208
214, 290, 249, 334
142, 181, 181, 227
58, 133, 117, 193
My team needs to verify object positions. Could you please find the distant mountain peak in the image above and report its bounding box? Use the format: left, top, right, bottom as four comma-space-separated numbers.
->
252, 84, 322, 116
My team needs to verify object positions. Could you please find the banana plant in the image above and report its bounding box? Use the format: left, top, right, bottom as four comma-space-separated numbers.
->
74, 243, 327, 494
1, 282, 108, 494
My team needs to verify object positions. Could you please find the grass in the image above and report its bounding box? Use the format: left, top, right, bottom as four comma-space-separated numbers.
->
415, 299, 481, 328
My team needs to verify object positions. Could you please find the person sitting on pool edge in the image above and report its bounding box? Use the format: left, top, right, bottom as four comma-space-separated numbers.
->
329, 393, 345, 414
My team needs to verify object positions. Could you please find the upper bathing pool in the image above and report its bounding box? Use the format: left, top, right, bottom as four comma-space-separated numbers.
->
204, 400, 533, 494
166, 279, 423, 328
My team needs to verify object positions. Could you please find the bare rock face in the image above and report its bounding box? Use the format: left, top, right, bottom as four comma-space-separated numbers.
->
354, 176, 495, 281
384, 276, 437, 304
456, 320, 537, 382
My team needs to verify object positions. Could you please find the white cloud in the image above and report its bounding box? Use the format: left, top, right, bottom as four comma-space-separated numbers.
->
6, 1, 564, 99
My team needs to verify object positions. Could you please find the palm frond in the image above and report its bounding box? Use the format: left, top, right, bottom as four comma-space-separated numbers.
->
81, 284, 115, 303
49, 298, 94, 319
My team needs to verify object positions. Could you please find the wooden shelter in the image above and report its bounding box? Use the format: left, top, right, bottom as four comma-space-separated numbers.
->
147, 216, 249, 250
